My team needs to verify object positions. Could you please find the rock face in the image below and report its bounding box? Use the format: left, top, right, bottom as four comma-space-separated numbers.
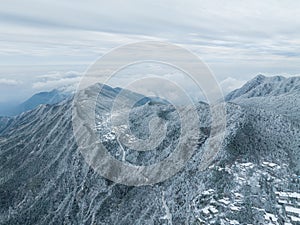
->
0, 76, 299, 225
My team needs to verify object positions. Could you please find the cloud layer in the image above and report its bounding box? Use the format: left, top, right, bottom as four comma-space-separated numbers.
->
1, 0, 300, 102
0, 78, 21, 86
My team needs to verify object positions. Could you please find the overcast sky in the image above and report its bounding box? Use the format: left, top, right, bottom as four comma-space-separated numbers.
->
1, 0, 300, 103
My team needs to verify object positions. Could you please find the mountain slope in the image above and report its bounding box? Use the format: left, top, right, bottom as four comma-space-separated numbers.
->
226, 74, 300, 124
225, 74, 300, 101
0, 79, 299, 224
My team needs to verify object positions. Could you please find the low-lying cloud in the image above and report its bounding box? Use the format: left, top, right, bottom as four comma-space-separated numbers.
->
32, 71, 82, 93
220, 77, 246, 94
0, 78, 21, 86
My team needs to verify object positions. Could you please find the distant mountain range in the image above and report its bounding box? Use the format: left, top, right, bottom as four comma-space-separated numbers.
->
0, 89, 70, 116
0, 75, 299, 224
0, 86, 172, 117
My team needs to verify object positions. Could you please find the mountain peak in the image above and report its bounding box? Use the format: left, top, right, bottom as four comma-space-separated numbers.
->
225, 74, 300, 101
253, 74, 266, 81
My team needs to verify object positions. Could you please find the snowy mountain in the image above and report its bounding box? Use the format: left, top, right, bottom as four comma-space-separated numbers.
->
226, 74, 300, 124
225, 74, 300, 101
0, 116, 11, 133
0, 76, 299, 224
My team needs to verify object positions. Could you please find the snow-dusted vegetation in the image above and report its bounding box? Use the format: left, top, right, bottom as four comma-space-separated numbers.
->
0, 75, 299, 224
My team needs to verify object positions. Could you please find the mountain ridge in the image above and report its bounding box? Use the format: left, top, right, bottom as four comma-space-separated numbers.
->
0, 77, 299, 224
0, 89, 70, 117
226, 74, 300, 101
